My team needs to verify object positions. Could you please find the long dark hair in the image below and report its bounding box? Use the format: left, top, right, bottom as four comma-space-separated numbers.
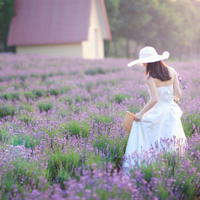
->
145, 61, 172, 81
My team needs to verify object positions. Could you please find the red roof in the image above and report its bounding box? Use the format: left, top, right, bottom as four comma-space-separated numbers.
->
7, 0, 111, 46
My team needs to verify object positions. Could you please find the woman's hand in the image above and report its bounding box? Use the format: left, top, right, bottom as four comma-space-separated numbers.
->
173, 96, 179, 103
134, 112, 144, 122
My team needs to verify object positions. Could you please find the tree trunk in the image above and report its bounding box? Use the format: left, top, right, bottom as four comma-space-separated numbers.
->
126, 38, 130, 58
104, 41, 110, 58
133, 42, 139, 58
113, 40, 118, 57
0, 42, 5, 52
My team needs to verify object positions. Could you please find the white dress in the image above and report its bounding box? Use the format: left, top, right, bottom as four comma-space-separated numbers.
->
122, 84, 187, 173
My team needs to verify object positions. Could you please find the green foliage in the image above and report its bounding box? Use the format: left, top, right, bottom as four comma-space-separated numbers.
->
50, 88, 60, 96
67, 121, 81, 137
1, 157, 45, 199
75, 96, 82, 103
0, 0, 16, 51
114, 94, 130, 104
41, 74, 48, 81
8, 75, 17, 80
86, 82, 95, 93
19, 75, 27, 82
0, 86, 4, 91
57, 85, 71, 94
37, 101, 53, 113
157, 184, 171, 199
11, 92, 20, 100
64, 85, 72, 92
128, 104, 142, 114
59, 97, 73, 105
104, 0, 200, 58
33, 89, 46, 97
43, 80, 54, 85
57, 167, 69, 188
93, 115, 113, 124
104, 0, 120, 34
46, 150, 82, 183
141, 164, 154, 183
85, 67, 106, 75
174, 174, 196, 199
66, 97, 73, 105
13, 82, 19, 89
56, 71, 66, 76
0, 128, 10, 142
80, 121, 90, 138
128, 104, 135, 113
17, 114, 34, 124
182, 121, 193, 137
61, 121, 79, 137
92, 134, 125, 168
30, 73, 39, 78
19, 103, 35, 113
13, 134, 40, 148
96, 102, 110, 109
46, 128, 59, 139
182, 113, 200, 137
0, 93, 12, 100
23, 82, 29, 89
59, 87, 65, 94
70, 71, 78, 75
49, 72, 54, 77
24, 91, 36, 100
0, 92, 21, 101
0, 105, 17, 118
151, 152, 196, 200
82, 96, 90, 102
62, 120, 90, 138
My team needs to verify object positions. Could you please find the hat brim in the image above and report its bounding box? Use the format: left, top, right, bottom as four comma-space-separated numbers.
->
127, 51, 170, 67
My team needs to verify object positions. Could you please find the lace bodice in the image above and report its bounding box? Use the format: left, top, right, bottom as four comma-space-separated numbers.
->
148, 85, 174, 103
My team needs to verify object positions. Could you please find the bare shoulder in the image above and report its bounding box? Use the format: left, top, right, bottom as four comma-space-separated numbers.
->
167, 66, 177, 75
145, 75, 155, 85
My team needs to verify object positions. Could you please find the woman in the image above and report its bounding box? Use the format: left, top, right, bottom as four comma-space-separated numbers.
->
122, 46, 187, 174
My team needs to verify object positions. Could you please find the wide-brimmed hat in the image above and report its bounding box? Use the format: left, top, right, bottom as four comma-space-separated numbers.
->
127, 46, 170, 67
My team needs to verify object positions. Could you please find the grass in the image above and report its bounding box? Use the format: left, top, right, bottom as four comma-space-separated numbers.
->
0, 105, 17, 118
114, 94, 131, 104
37, 101, 53, 113
61, 120, 90, 138
85, 67, 106, 75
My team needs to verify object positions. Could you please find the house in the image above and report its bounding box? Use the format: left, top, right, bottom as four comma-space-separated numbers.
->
7, 0, 112, 59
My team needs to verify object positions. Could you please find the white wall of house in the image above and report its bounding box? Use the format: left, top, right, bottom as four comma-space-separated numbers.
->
16, 43, 82, 57
82, 0, 104, 59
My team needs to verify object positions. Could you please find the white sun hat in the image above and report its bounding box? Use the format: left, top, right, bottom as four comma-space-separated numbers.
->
127, 46, 170, 67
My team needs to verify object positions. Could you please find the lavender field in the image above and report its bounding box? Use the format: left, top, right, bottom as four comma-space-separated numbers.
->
0, 53, 200, 200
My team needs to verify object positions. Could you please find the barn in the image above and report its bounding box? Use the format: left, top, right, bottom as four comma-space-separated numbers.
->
7, 0, 112, 59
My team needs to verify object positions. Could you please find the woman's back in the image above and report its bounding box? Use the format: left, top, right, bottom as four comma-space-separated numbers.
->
152, 66, 175, 88
148, 66, 181, 102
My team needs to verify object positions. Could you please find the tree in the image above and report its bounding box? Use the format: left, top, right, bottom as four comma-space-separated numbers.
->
0, 0, 16, 52
104, 0, 120, 57
118, 0, 162, 58
144, 0, 182, 54
116, 0, 200, 59
172, 0, 199, 59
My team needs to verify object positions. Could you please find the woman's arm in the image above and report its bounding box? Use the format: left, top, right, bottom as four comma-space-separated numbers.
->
173, 71, 182, 102
134, 76, 158, 122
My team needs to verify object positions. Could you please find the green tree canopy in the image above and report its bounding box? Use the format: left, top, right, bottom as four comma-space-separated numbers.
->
105, 0, 200, 58
0, 0, 16, 51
